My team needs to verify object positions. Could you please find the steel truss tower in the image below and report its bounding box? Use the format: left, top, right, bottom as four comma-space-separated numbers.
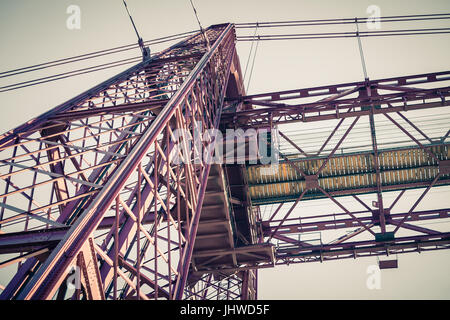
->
0, 23, 449, 300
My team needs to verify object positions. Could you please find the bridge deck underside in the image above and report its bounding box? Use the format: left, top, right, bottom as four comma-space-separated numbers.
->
247, 144, 450, 205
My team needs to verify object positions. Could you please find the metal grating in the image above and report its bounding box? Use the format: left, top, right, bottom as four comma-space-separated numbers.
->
247, 144, 450, 205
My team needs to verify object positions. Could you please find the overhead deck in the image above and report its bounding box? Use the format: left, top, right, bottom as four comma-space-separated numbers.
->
247, 144, 450, 205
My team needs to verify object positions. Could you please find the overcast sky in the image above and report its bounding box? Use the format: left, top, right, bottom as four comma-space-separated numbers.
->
0, 0, 449, 299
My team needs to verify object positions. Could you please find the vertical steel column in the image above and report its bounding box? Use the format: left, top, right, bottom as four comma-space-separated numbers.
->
369, 111, 386, 233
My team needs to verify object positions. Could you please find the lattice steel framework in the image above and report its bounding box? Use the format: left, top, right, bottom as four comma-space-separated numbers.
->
222, 71, 450, 267
0, 22, 450, 300
0, 23, 254, 300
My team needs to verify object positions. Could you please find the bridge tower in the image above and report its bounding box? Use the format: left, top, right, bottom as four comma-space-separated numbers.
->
0, 23, 267, 300
0, 22, 449, 300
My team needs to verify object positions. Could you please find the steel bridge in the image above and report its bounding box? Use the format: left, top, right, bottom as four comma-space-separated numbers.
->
0, 23, 449, 300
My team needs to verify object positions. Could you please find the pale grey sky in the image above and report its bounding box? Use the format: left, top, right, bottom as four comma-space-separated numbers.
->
0, 0, 449, 299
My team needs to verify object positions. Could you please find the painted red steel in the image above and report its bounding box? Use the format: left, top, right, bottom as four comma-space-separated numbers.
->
232, 71, 450, 268
0, 21, 449, 300
0, 23, 251, 300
